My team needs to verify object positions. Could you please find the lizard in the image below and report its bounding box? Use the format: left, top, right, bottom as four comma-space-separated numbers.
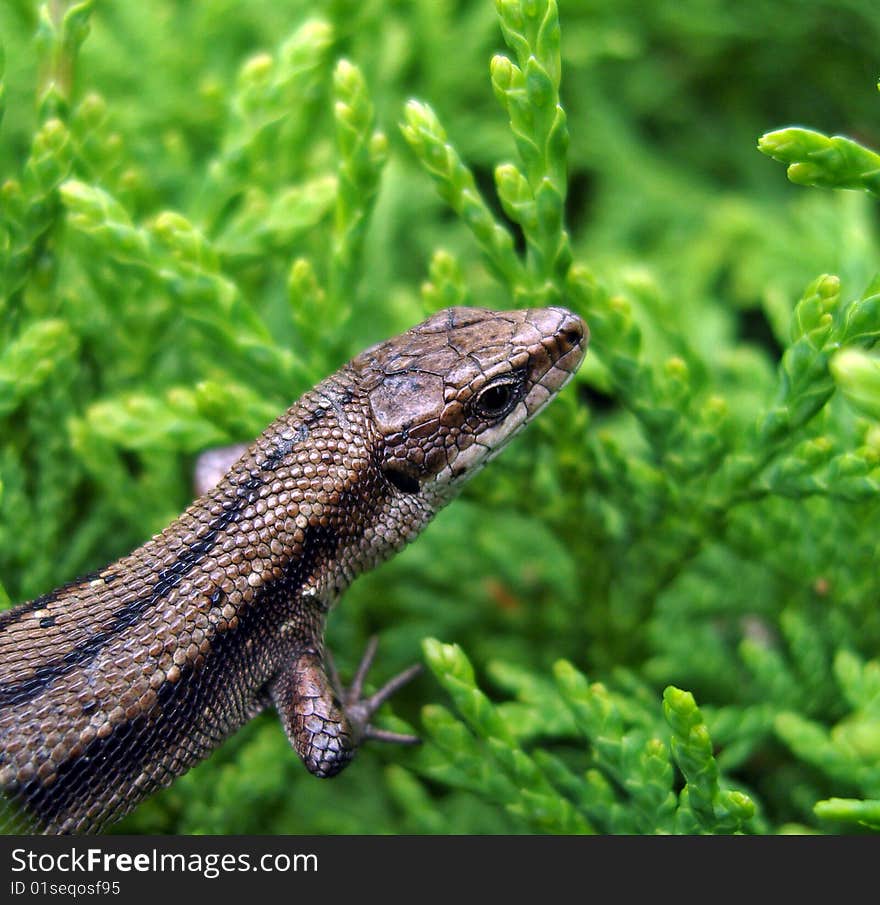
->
0, 304, 587, 834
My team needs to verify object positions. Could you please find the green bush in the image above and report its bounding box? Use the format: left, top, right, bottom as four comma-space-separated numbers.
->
2, 0, 880, 834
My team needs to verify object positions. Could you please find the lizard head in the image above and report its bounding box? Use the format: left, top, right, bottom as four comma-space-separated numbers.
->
354, 306, 588, 500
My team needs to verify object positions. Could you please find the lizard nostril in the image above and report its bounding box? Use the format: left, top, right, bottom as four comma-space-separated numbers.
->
557, 315, 586, 350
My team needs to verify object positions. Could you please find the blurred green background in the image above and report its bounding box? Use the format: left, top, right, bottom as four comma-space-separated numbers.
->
2, 0, 880, 834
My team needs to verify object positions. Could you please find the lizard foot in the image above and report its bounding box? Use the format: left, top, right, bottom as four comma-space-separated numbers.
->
271, 638, 421, 778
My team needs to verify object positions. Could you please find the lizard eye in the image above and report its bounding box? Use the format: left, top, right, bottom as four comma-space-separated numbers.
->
473, 380, 519, 419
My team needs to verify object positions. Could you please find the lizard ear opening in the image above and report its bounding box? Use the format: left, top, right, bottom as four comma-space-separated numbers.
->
382, 462, 421, 494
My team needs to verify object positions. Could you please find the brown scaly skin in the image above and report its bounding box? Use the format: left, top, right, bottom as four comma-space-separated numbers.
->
0, 305, 587, 834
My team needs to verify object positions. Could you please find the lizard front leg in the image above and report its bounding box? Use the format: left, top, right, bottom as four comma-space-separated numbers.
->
270, 639, 421, 778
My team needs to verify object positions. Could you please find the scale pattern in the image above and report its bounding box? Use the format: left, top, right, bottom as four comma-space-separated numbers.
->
0, 305, 587, 833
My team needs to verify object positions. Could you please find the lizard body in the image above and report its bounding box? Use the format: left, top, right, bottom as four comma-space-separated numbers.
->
0, 305, 587, 833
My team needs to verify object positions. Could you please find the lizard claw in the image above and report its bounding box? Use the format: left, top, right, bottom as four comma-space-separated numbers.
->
345, 634, 380, 705
363, 727, 421, 745
340, 636, 423, 745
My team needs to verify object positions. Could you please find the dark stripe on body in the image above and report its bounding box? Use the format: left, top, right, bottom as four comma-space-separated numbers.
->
0, 572, 102, 631
260, 424, 310, 472
9, 520, 341, 833
0, 477, 263, 708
